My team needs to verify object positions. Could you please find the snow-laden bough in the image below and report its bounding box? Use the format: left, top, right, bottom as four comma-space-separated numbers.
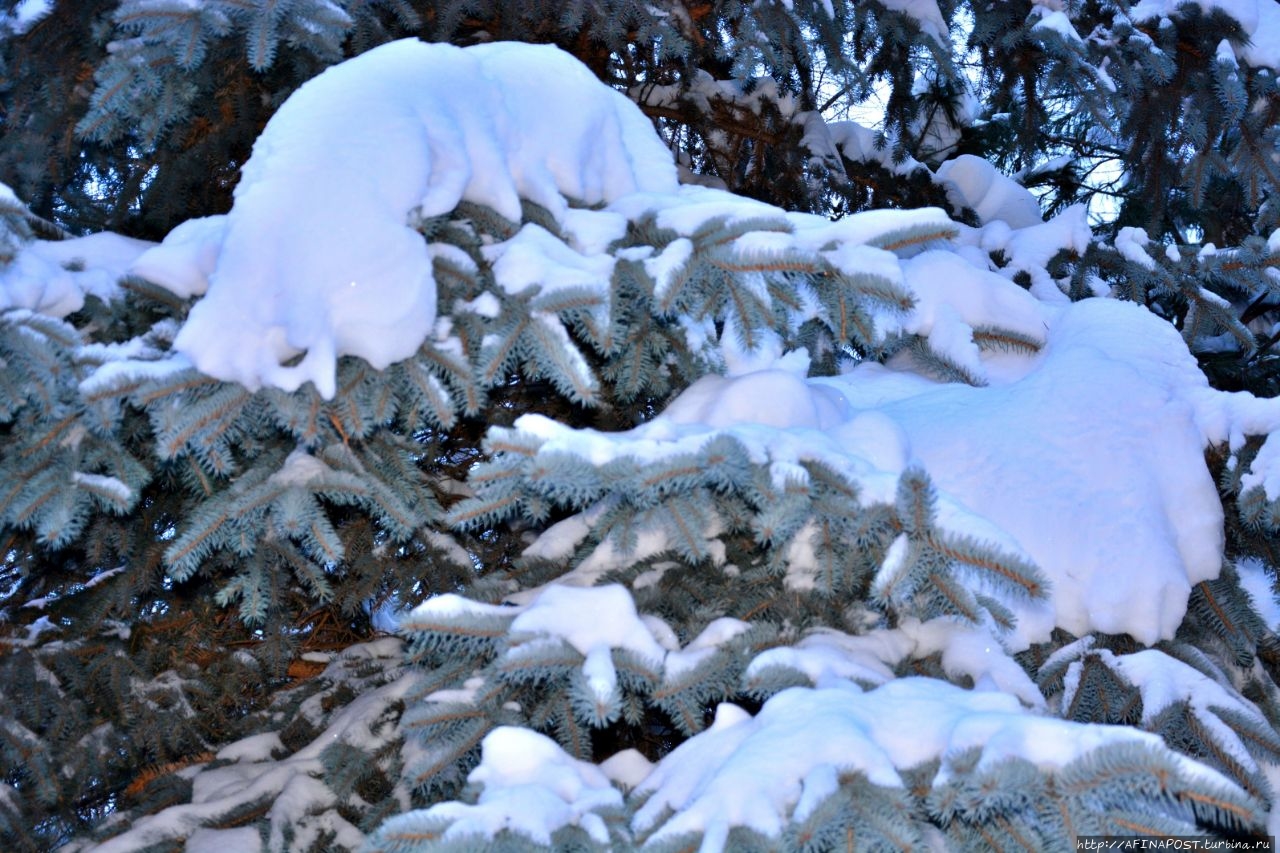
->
139, 40, 678, 398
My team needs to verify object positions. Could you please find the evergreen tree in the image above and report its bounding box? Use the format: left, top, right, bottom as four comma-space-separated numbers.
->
1, 1, 1280, 851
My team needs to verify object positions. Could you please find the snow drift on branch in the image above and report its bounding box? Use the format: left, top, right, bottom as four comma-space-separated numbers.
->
141, 39, 677, 398
510, 294, 1280, 650
632, 679, 1241, 847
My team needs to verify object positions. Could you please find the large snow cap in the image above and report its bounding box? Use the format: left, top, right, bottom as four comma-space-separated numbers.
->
166, 39, 678, 398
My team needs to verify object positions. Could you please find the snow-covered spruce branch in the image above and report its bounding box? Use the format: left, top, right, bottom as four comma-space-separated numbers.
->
365, 584, 1267, 851
6, 19, 1280, 850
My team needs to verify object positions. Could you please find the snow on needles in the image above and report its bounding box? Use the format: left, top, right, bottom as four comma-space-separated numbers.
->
1131, 0, 1280, 70
0, 232, 151, 318
403, 727, 622, 845
408, 584, 690, 702
515, 289, 1280, 650
141, 39, 677, 398
631, 679, 1234, 848
404, 585, 1247, 850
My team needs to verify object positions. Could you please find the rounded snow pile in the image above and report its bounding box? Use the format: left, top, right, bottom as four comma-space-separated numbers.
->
138, 40, 678, 398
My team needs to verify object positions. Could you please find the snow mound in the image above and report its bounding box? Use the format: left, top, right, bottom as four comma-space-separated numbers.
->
161, 40, 677, 398
1071, 647, 1273, 776
130, 216, 226, 299
879, 0, 950, 45
936, 155, 1043, 229
403, 727, 622, 845
411, 584, 750, 703
509, 584, 668, 666
873, 297, 1226, 647
632, 678, 1234, 850
516, 294, 1280, 649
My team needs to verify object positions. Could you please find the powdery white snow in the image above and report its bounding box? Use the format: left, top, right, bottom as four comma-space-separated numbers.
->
215, 732, 284, 763
897, 617, 1045, 706
631, 678, 1233, 850
747, 625, 903, 688
663, 617, 752, 680
1, 0, 51, 34
993, 204, 1091, 299
1242, 432, 1280, 499
631, 71, 801, 138
657, 365, 849, 432
78, 353, 195, 400
404, 591, 516, 622
745, 618, 1044, 707
185, 827, 262, 853
870, 297, 1227, 647
414, 585, 757, 700
40, 31, 1280, 844
128, 39, 975, 405
644, 237, 695, 303
599, 748, 654, 789
0, 232, 152, 318
130, 216, 226, 299
510, 584, 666, 666
882, 248, 1047, 383
484, 224, 616, 298
160, 39, 677, 398
1236, 557, 1280, 630
871, 533, 912, 600
1030, 7, 1083, 43
935, 155, 1043, 229
823, 119, 927, 177
879, 0, 950, 45
406, 727, 622, 845
1115, 226, 1158, 270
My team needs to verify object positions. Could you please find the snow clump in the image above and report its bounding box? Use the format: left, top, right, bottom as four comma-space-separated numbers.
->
137, 39, 677, 398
